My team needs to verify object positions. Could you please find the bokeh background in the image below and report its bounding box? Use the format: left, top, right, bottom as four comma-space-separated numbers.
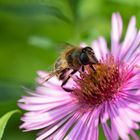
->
0, 0, 140, 139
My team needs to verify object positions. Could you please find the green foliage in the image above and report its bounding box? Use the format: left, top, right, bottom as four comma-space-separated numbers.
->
0, 110, 20, 140
0, 0, 140, 139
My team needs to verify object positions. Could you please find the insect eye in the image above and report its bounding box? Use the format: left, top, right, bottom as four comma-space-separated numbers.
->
80, 52, 89, 65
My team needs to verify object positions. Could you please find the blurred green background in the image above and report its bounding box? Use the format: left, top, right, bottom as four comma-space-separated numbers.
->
0, 0, 140, 139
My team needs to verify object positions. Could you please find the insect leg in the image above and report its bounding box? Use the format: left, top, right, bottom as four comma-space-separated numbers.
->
82, 66, 85, 72
61, 69, 77, 92
90, 65, 96, 73
58, 68, 69, 80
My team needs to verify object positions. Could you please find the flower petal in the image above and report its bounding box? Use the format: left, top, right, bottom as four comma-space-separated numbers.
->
111, 12, 123, 57
101, 122, 113, 140
36, 114, 71, 140
108, 102, 130, 140
91, 40, 102, 59
98, 37, 109, 58
52, 112, 81, 140
120, 16, 137, 60
123, 30, 140, 62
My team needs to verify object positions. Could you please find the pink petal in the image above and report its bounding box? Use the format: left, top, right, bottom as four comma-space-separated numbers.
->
111, 13, 123, 43
101, 122, 113, 140
20, 103, 79, 130
64, 112, 91, 140
100, 102, 109, 123
111, 13, 123, 57
91, 40, 101, 59
120, 16, 137, 60
116, 101, 139, 129
52, 112, 81, 140
119, 100, 140, 122
86, 109, 100, 140
98, 37, 109, 58
80, 42, 88, 48
37, 70, 48, 77
111, 120, 119, 140
108, 103, 130, 140
123, 30, 140, 61
129, 130, 140, 140
36, 114, 70, 140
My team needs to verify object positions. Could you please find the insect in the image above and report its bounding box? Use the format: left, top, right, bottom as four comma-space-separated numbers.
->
43, 45, 99, 92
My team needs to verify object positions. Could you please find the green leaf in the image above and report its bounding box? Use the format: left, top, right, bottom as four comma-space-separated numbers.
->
0, 110, 20, 140
0, 4, 70, 22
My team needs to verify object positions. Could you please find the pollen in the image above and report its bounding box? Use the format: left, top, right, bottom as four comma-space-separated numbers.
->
72, 55, 133, 107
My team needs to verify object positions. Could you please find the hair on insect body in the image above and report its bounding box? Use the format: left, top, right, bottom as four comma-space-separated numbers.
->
42, 45, 99, 92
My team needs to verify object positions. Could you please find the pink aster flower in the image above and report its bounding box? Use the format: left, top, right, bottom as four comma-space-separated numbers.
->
18, 12, 140, 140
